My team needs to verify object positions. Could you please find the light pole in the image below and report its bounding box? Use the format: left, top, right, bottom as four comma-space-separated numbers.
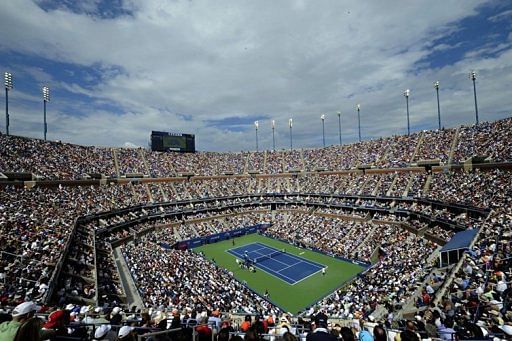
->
42, 86, 50, 141
403, 89, 410, 135
254, 120, 259, 152
271, 120, 276, 151
4, 72, 13, 135
288, 118, 293, 150
356, 104, 361, 142
320, 114, 326, 147
434, 81, 441, 130
337, 111, 342, 145
469, 71, 479, 125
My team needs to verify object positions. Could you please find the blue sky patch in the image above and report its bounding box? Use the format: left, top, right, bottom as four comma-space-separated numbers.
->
35, 0, 133, 19
418, 1, 512, 70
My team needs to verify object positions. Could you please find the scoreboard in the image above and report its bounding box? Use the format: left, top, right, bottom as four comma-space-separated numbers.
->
150, 131, 195, 153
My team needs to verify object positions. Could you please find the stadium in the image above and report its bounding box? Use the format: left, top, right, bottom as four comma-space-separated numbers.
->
1, 1, 512, 341
1, 118, 511, 340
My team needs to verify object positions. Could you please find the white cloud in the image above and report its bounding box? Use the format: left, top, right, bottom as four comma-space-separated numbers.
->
488, 9, 512, 22
1, 0, 511, 151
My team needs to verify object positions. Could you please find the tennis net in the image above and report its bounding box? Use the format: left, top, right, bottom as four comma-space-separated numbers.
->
253, 250, 283, 263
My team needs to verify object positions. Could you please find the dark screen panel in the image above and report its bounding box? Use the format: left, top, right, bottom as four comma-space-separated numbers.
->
151, 135, 163, 151
151, 131, 195, 153
163, 135, 187, 149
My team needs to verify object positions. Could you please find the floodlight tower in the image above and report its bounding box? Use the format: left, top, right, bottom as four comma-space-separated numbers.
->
434, 81, 441, 130
403, 89, 410, 135
321, 114, 326, 147
271, 120, 276, 151
288, 118, 293, 150
42, 86, 50, 141
356, 104, 361, 142
4, 72, 13, 135
337, 111, 342, 145
469, 71, 479, 124
254, 120, 259, 152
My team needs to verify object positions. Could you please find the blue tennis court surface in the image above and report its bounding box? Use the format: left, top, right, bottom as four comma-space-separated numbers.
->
228, 242, 325, 284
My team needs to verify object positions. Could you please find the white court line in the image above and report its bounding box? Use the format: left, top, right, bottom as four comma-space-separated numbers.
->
229, 245, 297, 275
252, 243, 302, 267
288, 254, 324, 268
250, 246, 273, 254
255, 261, 298, 284
269, 248, 325, 269
224, 248, 318, 285
229, 243, 271, 258
229, 242, 325, 285
256, 242, 325, 268
290, 268, 323, 286
227, 249, 245, 259
256, 251, 322, 283
257, 252, 293, 267
224, 249, 297, 284
276, 260, 302, 273
229, 243, 288, 267
253, 244, 325, 274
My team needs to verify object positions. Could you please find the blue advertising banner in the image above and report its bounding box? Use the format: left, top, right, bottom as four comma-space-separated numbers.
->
169, 223, 270, 250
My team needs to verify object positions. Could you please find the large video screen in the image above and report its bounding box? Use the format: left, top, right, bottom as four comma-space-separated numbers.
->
151, 131, 195, 153
162, 135, 187, 149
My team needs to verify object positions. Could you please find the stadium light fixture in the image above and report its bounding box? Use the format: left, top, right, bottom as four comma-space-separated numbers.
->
288, 118, 293, 150
433, 81, 441, 130
320, 114, 326, 147
469, 71, 479, 125
403, 89, 410, 135
254, 120, 259, 152
271, 120, 276, 151
356, 104, 361, 142
4, 72, 13, 135
42, 86, 50, 141
337, 111, 342, 145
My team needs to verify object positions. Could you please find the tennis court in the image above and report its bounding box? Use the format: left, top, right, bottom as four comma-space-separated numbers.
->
228, 242, 325, 284
196, 234, 366, 313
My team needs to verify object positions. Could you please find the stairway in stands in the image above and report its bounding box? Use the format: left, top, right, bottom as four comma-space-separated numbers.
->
112, 148, 120, 177
447, 127, 460, 165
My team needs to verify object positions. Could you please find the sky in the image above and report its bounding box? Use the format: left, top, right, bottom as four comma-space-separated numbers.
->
0, 0, 511, 151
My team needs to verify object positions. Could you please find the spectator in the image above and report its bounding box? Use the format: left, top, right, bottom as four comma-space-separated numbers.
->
306, 314, 338, 341
358, 330, 373, 341
397, 330, 419, 341
13, 317, 43, 341
93, 324, 116, 340
196, 316, 212, 341
372, 325, 387, 341
109, 307, 123, 326
0, 302, 38, 341
283, 331, 298, 341
118, 326, 136, 341
42, 309, 69, 337
338, 327, 356, 341
437, 317, 456, 341
240, 315, 252, 332
208, 309, 222, 331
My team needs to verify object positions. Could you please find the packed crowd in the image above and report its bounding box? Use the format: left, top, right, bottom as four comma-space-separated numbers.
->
0, 183, 162, 310
414, 129, 455, 163
1, 118, 511, 179
113, 204, 448, 322
314, 224, 438, 318
452, 118, 512, 163
121, 240, 280, 316
1, 118, 511, 340
2, 167, 506, 309
0, 134, 115, 179
1, 295, 511, 340
265, 213, 376, 262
